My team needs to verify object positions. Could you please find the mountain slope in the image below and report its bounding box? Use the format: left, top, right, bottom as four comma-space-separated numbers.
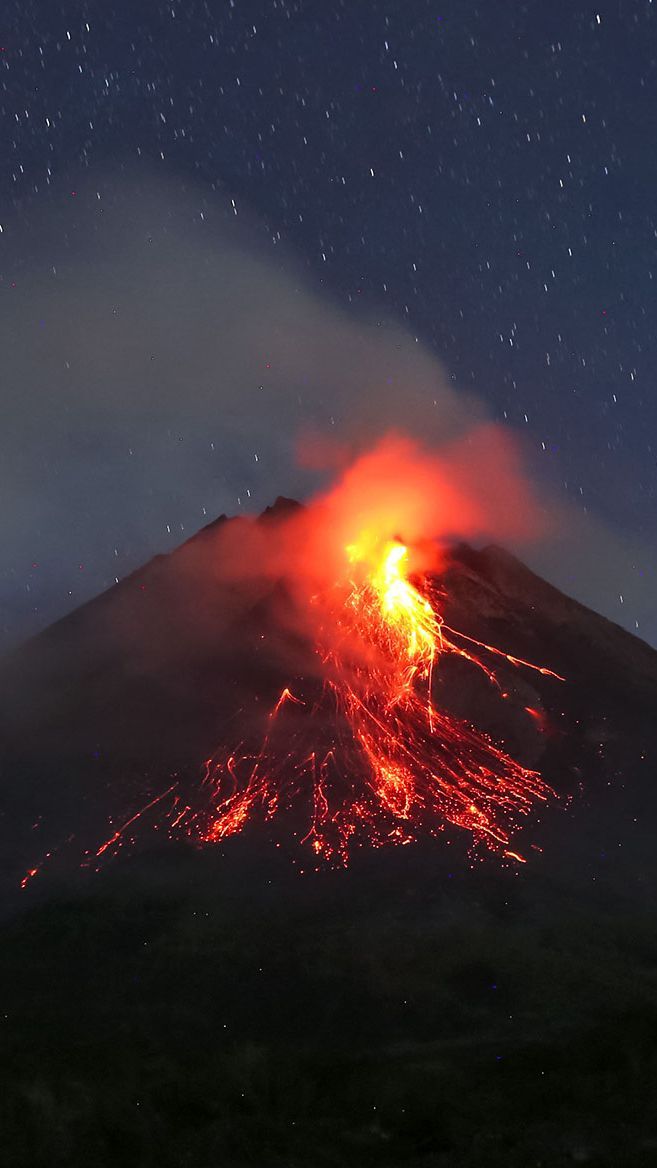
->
0, 500, 655, 892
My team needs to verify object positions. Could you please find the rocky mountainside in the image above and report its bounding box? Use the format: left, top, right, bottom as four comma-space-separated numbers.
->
0, 498, 655, 895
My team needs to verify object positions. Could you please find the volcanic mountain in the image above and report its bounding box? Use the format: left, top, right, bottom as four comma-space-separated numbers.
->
0, 496, 655, 895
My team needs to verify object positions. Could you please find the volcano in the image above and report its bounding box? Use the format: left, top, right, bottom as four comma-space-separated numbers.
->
0, 495, 656, 896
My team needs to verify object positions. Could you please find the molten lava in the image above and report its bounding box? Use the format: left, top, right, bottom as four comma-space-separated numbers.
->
175, 528, 557, 866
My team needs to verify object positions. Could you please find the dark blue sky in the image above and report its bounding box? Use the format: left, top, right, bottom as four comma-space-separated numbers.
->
1, 1, 656, 645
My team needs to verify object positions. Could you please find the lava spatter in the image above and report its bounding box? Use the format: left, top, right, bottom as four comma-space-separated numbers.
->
184, 532, 557, 865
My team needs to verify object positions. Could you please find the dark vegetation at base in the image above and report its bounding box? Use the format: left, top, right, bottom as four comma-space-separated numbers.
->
2, 847, 657, 1167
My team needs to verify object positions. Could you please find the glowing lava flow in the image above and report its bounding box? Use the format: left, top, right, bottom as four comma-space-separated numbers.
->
19, 526, 561, 893
179, 534, 558, 865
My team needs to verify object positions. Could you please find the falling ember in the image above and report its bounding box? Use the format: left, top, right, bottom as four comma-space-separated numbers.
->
21, 867, 39, 891
94, 785, 178, 859
181, 524, 558, 866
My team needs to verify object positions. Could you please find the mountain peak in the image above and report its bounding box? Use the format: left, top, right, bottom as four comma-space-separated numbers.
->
258, 496, 304, 522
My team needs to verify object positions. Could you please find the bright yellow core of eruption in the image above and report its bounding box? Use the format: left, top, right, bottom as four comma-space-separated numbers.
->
345, 535, 440, 664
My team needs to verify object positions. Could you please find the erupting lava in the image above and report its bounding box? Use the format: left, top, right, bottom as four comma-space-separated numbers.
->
176, 522, 558, 866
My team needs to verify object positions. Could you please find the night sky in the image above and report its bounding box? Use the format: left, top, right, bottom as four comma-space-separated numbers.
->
2, 0, 656, 648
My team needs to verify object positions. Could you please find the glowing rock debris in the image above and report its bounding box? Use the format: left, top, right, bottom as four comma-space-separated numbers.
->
171, 531, 558, 866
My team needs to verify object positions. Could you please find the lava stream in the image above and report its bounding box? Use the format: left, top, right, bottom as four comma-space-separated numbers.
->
182, 535, 556, 865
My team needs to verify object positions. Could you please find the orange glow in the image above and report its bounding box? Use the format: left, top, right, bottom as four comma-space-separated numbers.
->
346, 536, 438, 664
21, 430, 560, 887
189, 508, 557, 865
